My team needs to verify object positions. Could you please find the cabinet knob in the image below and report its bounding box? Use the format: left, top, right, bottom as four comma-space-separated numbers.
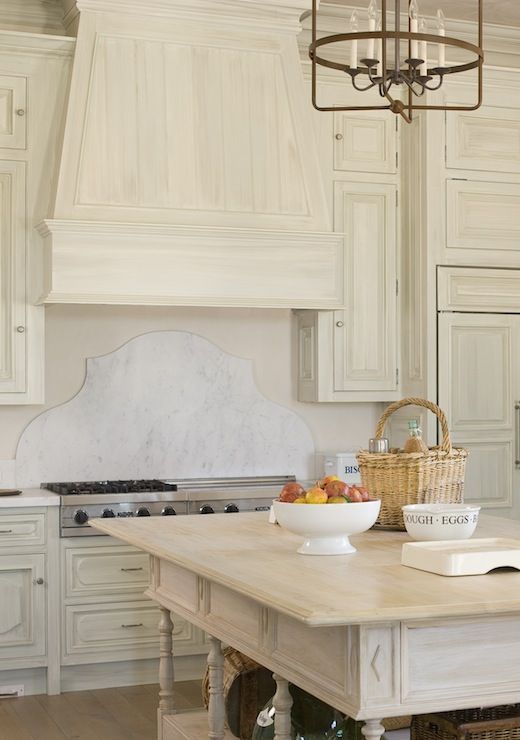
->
33, 577, 44, 585
335, 321, 344, 328
16, 325, 25, 333
16, 109, 25, 117
335, 133, 343, 140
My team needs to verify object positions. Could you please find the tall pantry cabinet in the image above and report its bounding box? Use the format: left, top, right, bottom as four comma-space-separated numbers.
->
400, 67, 520, 518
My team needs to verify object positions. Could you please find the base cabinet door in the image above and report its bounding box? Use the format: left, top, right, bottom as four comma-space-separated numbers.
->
0, 554, 46, 661
438, 312, 520, 515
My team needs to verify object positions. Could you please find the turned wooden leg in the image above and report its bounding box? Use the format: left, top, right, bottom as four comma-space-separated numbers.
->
272, 673, 292, 740
157, 607, 175, 739
362, 718, 386, 740
207, 636, 225, 740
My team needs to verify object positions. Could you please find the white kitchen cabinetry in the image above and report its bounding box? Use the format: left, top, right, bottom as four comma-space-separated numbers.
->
437, 266, 520, 519
61, 538, 207, 676
0, 34, 73, 404
0, 506, 60, 695
297, 82, 400, 402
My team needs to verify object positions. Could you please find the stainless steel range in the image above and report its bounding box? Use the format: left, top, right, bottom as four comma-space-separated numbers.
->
43, 476, 294, 536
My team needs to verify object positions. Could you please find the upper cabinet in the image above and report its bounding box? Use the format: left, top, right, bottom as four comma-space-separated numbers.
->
0, 74, 26, 149
0, 35, 74, 404
297, 81, 400, 402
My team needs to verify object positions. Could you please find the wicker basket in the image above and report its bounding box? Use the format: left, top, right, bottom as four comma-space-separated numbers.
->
411, 706, 520, 740
356, 397, 467, 530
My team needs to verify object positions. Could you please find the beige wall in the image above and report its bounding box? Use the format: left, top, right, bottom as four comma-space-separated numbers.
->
0, 306, 381, 472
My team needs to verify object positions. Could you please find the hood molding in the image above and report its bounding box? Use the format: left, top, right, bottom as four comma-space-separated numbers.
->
43, 0, 343, 308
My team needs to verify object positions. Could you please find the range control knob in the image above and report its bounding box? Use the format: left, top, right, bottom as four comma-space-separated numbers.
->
224, 503, 239, 513
136, 508, 151, 517
102, 508, 115, 518
161, 506, 177, 516
199, 505, 215, 514
74, 509, 89, 525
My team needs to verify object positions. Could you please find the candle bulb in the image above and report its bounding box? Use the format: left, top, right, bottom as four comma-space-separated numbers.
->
376, 12, 383, 77
437, 8, 446, 67
409, 0, 419, 59
419, 18, 428, 76
367, 0, 378, 60
350, 9, 359, 69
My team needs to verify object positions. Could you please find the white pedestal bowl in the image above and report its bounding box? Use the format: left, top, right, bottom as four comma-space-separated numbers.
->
272, 499, 381, 555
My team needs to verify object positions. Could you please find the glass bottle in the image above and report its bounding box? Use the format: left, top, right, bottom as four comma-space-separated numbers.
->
402, 419, 428, 454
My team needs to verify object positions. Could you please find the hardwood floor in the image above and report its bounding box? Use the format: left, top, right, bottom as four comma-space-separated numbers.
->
0, 681, 203, 740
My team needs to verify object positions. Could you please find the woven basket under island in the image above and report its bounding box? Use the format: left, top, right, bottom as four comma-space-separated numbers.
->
357, 397, 468, 531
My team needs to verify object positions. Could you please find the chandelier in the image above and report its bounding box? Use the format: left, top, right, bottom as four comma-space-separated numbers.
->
309, 0, 483, 122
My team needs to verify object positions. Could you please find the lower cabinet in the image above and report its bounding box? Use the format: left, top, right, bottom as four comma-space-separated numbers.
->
61, 538, 208, 668
0, 553, 46, 661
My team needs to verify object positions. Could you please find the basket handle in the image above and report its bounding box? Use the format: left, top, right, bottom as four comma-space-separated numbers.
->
375, 397, 452, 454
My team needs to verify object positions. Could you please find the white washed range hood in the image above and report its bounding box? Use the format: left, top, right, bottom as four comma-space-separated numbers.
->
37, 0, 343, 308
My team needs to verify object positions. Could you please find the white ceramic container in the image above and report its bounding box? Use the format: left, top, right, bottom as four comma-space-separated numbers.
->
402, 503, 481, 541
272, 499, 381, 555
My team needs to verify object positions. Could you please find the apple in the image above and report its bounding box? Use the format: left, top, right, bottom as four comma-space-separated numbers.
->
279, 482, 306, 503
353, 485, 370, 502
317, 475, 339, 489
327, 495, 348, 504
305, 486, 328, 504
324, 480, 350, 498
293, 497, 307, 504
347, 488, 363, 502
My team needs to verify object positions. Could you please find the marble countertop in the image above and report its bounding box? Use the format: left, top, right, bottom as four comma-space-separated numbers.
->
0, 488, 60, 508
90, 511, 520, 626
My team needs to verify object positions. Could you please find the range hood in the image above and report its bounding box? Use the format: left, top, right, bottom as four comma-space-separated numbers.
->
37, 0, 344, 308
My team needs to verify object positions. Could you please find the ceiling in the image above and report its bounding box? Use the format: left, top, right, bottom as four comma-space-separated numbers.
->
322, 0, 520, 27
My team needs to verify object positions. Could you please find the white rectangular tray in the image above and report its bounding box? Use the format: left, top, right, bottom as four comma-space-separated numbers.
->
401, 538, 520, 576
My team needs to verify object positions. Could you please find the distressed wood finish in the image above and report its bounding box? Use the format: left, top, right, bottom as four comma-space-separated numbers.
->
158, 606, 175, 723
438, 267, 520, 313
273, 674, 292, 740
91, 511, 520, 740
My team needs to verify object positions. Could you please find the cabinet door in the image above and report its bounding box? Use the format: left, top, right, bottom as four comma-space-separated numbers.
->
333, 182, 397, 391
333, 111, 397, 174
446, 106, 520, 174
438, 313, 520, 511
0, 160, 26, 394
0, 75, 26, 149
0, 554, 46, 660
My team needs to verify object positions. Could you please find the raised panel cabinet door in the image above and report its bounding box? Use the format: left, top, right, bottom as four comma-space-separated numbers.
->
333, 182, 397, 391
0, 74, 27, 149
438, 313, 520, 510
333, 111, 397, 174
446, 180, 520, 254
0, 554, 46, 661
0, 160, 26, 394
446, 106, 520, 174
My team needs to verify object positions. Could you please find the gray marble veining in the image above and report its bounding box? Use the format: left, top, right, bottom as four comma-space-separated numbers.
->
15, 331, 314, 486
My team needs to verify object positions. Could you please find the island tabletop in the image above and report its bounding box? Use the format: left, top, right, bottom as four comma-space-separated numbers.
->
90, 512, 520, 740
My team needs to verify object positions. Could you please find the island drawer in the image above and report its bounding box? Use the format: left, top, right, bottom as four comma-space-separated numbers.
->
64, 545, 151, 598
402, 616, 520, 703
155, 560, 199, 614
0, 513, 45, 548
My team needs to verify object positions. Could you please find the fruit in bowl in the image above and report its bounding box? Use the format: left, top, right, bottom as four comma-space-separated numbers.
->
272, 478, 380, 555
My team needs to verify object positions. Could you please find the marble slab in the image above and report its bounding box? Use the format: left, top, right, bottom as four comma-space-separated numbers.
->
0, 489, 60, 508
15, 331, 314, 486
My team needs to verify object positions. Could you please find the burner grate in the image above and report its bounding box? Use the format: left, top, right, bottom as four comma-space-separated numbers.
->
43, 479, 178, 495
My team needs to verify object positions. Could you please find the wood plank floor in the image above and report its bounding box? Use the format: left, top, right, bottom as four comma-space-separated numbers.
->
0, 681, 203, 740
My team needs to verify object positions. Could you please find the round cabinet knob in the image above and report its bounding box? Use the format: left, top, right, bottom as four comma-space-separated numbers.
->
335, 133, 343, 140
16, 109, 25, 117
16, 326, 25, 333
224, 504, 239, 513
102, 509, 115, 518
74, 509, 89, 525
33, 577, 44, 585
161, 506, 177, 516
336, 320, 344, 328
136, 508, 151, 517
199, 505, 215, 515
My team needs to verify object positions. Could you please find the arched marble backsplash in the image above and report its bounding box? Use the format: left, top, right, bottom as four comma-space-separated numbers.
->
16, 331, 315, 487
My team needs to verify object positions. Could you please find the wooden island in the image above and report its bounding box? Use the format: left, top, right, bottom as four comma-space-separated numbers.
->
91, 512, 520, 740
